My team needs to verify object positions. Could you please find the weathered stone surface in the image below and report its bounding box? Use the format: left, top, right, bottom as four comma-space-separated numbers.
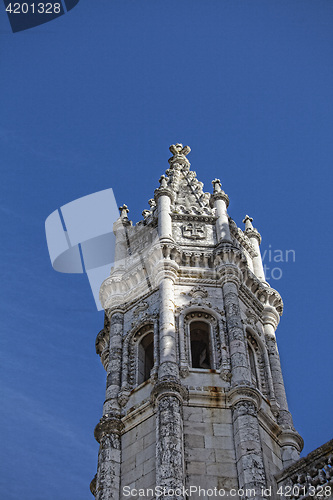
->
92, 144, 311, 500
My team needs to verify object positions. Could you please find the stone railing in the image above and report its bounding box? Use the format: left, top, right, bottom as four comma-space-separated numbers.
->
276, 439, 333, 499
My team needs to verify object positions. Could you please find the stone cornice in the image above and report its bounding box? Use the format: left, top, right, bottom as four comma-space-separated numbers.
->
239, 284, 264, 317
171, 213, 216, 223
229, 218, 257, 258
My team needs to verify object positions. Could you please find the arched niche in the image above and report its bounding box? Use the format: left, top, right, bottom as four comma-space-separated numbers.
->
137, 331, 154, 385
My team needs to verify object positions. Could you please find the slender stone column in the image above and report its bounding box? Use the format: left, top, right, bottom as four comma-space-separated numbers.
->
243, 215, 265, 283
155, 175, 173, 241
158, 270, 179, 380
220, 267, 252, 387
94, 308, 125, 500
263, 306, 303, 466
211, 178, 232, 243
104, 309, 124, 413
229, 390, 267, 499
94, 417, 123, 500
262, 306, 293, 428
152, 382, 187, 500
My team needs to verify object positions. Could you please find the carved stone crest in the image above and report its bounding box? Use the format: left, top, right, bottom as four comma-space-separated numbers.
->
182, 222, 206, 240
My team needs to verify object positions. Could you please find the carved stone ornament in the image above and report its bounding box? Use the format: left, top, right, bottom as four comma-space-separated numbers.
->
188, 286, 208, 299
150, 379, 189, 404
94, 415, 124, 443
133, 302, 149, 316
182, 222, 206, 240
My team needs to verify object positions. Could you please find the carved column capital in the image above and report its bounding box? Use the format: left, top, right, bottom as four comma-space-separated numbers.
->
151, 378, 189, 405
228, 385, 262, 411
154, 186, 174, 203
278, 428, 304, 453
105, 307, 124, 320
210, 189, 230, 207
217, 264, 243, 287
94, 414, 124, 443
244, 227, 262, 244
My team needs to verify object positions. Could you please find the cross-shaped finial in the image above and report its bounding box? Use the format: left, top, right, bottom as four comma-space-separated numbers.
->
169, 143, 191, 157
243, 215, 254, 230
119, 204, 129, 219
212, 178, 222, 193
159, 175, 168, 188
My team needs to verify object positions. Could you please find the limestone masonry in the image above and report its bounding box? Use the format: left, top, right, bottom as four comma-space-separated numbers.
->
90, 144, 333, 500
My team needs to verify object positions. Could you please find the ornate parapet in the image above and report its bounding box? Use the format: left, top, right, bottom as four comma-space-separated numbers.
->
275, 439, 333, 500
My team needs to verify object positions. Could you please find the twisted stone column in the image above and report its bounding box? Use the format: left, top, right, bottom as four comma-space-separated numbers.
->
262, 307, 293, 428
220, 267, 252, 387
263, 307, 303, 466
93, 309, 124, 499
153, 251, 185, 497
152, 382, 187, 500
94, 417, 123, 500
229, 390, 267, 499
104, 310, 124, 414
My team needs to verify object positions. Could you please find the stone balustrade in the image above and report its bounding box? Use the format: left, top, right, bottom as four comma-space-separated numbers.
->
275, 439, 333, 500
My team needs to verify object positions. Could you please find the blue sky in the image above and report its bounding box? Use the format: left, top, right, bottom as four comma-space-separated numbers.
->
1, 1, 332, 498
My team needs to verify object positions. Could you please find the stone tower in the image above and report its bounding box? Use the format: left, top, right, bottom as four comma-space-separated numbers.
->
90, 144, 303, 500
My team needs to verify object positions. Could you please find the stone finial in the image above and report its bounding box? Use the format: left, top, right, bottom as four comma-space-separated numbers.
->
159, 175, 168, 188
242, 215, 254, 231
168, 143, 191, 168
142, 209, 150, 219
212, 178, 222, 193
243, 215, 261, 243
119, 204, 129, 219
210, 178, 229, 207
148, 199, 156, 209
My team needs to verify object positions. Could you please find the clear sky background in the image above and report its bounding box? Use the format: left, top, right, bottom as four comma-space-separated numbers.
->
1, 1, 332, 499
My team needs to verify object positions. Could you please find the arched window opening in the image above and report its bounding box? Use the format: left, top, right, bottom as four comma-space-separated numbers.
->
248, 343, 258, 387
138, 332, 154, 385
190, 321, 212, 369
